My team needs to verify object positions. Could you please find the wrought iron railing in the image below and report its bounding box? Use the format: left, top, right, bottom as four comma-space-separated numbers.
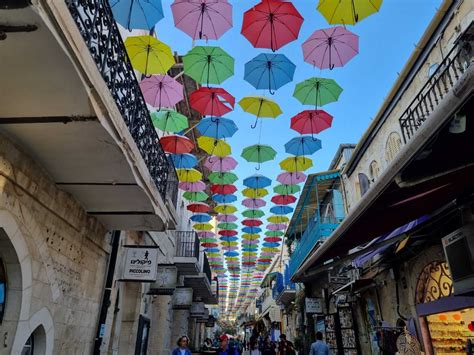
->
202, 253, 212, 285
66, 0, 178, 201
175, 231, 200, 259
399, 40, 471, 142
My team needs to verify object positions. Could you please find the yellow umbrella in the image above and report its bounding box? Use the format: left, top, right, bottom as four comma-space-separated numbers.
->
261, 247, 280, 253
279, 156, 313, 172
222, 241, 239, 247
267, 215, 289, 223
317, 0, 383, 25
193, 223, 214, 231
238, 96, 283, 128
197, 136, 232, 157
242, 234, 260, 240
214, 204, 237, 214
176, 168, 202, 182
242, 188, 268, 198
124, 35, 175, 75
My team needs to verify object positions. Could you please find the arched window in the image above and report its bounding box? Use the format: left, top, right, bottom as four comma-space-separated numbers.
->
385, 132, 402, 163
358, 173, 370, 197
369, 160, 380, 181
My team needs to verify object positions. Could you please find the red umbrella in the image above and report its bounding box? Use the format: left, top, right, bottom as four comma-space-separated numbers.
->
290, 110, 333, 137
190, 87, 235, 116
211, 184, 237, 195
219, 230, 238, 236
242, 219, 263, 227
201, 242, 219, 248
264, 237, 282, 242
187, 203, 210, 213
271, 194, 297, 205
160, 134, 195, 154
241, 0, 304, 52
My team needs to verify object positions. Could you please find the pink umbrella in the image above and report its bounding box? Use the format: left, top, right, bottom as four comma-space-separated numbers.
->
302, 26, 359, 70
242, 198, 266, 208
216, 214, 238, 222
222, 246, 239, 251
179, 181, 207, 192
197, 231, 215, 238
204, 156, 238, 172
171, 0, 233, 40
277, 172, 307, 185
140, 75, 184, 109
260, 252, 277, 257
242, 239, 259, 245
267, 223, 287, 231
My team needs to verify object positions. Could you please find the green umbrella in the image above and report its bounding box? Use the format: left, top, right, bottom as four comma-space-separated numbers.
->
200, 238, 218, 243
183, 46, 234, 86
151, 109, 188, 133
242, 209, 265, 218
208, 172, 238, 184
273, 184, 301, 195
217, 222, 238, 230
293, 77, 343, 107
183, 191, 209, 202
265, 230, 285, 237
241, 144, 277, 170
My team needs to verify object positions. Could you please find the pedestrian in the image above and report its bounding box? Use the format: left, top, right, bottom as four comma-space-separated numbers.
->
260, 336, 276, 355
249, 336, 261, 355
309, 332, 331, 355
278, 334, 295, 355
215, 334, 240, 355
172, 336, 192, 355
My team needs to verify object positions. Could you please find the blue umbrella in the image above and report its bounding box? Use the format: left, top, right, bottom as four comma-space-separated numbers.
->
270, 206, 294, 215
169, 153, 197, 169
243, 174, 272, 189
242, 227, 262, 234
220, 236, 239, 242
263, 242, 280, 248
190, 214, 212, 223
284, 136, 322, 156
196, 117, 238, 139
213, 194, 238, 204
224, 251, 239, 257
110, 0, 164, 30
204, 248, 220, 253
244, 53, 296, 94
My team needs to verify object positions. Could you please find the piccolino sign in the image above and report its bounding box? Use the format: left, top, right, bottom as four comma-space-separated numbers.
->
121, 246, 159, 282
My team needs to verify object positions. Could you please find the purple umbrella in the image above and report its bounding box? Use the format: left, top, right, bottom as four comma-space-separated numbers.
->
204, 156, 238, 172
242, 198, 266, 209
140, 74, 184, 109
171, 0, 233, 40
267, 223, 287, 231
302, 26, 359, 70
216, 214, 238, 222
178, 181, 207, 192
197, 231, 215, 238
242, 239, 259, 244
277, 172, 307, 185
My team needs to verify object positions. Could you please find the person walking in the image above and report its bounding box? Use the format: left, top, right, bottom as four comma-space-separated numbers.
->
215, 334, 240, 355
260, 336, 276, 355
309, 332, 331, 355
249, 336, 261, 355
277, 334, 295, 355
172, 336, 192, 355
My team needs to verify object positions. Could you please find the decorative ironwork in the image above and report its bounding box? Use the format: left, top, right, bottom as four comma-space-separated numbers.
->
415, 261, 453, 304
66, 0, 177, 201
174, 231, 200, 260
396, 328, 421, 355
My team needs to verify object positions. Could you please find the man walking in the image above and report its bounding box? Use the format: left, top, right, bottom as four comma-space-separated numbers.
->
309, 332, 331, 355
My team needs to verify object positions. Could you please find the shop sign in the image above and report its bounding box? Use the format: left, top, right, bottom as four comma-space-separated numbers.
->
122, 246, 158, 282
305, 297, 323, 314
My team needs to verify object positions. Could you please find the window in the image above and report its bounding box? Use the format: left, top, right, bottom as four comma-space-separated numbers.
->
0, 259, 5, 324
369, 160, 380, 181
385, 132, 402, 163
358, 173, 370, 197
428, 63, 439, 77
21, 335, 34, 355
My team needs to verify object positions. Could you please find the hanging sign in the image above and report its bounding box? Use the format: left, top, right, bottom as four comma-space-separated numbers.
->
121, 246, 158, 282
305, 297, 323, 314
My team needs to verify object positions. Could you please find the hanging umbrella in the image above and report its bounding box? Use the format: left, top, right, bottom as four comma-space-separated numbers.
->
176, 168, 202, 182
293, 77, 343, 107
190, 87, 235, 117
183, 46, 234, 86
171, 0, 232, 40
238, 96, 282, 129
241, 0, 304, 52
197, 136, 232, 157
317, 0, 383, 25
169, 154, 197, 169
265, 230, 285, 237
179, 181, 206, 192
220, 236, 238, 242
243, 174, 272, 189
110, 0, 164, 30
214, 204, 237, 214
242, 209, 265, 218
219, 230, 238, 236
277, 172, 307, 185
273, 184, 301, 195
269, 206, 294, 215
242, 227, 262, 234
190, 214, 212, 223
280, 156, 313, 172
202, 242, 219, 248
242, 188, 268, 199
124, 35, 175, 75
242, 198, 266, 209
268, 215, 289, 223
213, 194, 238, 204
217, 222, 238, 230
302, 26, 359, 70
216, 214, 238, 222
262, 242, 280, 248
284, 136, 322, 156
187, 203, 211, 213
197, 231, 215, 238
151, 109, 188, 133
242, 219, 263, 227
211, 184, 237, 195
193, 223, 214, 231
241, 144, 277, 170
205, 156, 238, 172
208, 172, 238, 184
271, 194, 297, 205
290, 110, 333, 138
242, 233, 260, 240
267, 223, 287, 231
244, 53, 296, 94
140, 75, 184, 109
197, 117, 238, 139
183, 191, 209, 202
160, 135, 194, 154
264, 237, 282, 243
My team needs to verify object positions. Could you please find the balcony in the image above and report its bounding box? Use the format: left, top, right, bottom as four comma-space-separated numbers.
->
0, 1, 177, 230
174, 231, 201, 275
183, 253, 218, 305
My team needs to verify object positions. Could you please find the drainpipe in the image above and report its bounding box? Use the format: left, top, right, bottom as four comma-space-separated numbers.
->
93, 230, 121, 354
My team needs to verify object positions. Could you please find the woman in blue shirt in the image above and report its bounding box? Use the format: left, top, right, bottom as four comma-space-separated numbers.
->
172, 336, 192, 355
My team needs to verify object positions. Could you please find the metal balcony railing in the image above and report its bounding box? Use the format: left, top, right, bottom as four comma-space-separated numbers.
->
66, 0, 178, 202
202, 253, 212, 285
175, 231, 200, 259
399, 39, 472, 143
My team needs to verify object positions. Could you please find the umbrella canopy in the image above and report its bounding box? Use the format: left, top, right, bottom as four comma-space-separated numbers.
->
171, 0, 232, 40
273, 184, 301, 195
187, 203, 211, 213
205, 156, 238, 172
239, 96, 282, 129
242, 227, 262, 234
213, 194, 238, 204
197, 117, 238, 139
214, 204, 237, 214
269, 206, 294, 215
217, 222, 238, 230
193, 223, 214, 231
140, 75, 184, 109
302, 26, 359, 70
243, 174, 272, 189
267, 215, 289, 223
190, 214, 212, 223
242, 219, 263, 227
241, 144, 277, 170
190, 87, 235, 117
197, 136, 232, 157
242, 198, 266, 209
177, 168, 203, 182
160, 135, 194, 154
277, 172, 307, 185
271, 194, 297, 205
267, 223, 286, 231
183, 46, 234, 86
198, 231, 215, 238
216, 214, 238, 222
201, 242, 219, 248
241, 0, 304, 51
293, 77, 343, 107
290, 109, 333, 137
264, 237, 282, 243
211, 184, 237, 194
219, 230, 238, 236
124, 35, 175, 75
280, 156, 313, 172
265, 230, 285, 237
242, 188, 268, 198
317, 0, 383, 25
242, 209, 265, 218
244, 53, 296, 93
285, 136, 322, 156
111, 0, 164, 30
169, 154, 197, 169
208, 172, 238, 184
220, 236, 238, 242
179, 181, 206, 192
183, 191, 209, 202
242, 233, 260, 240
151, 109, 188, 133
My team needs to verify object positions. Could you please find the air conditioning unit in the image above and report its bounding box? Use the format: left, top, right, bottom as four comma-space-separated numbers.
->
442, 224, 474, 295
